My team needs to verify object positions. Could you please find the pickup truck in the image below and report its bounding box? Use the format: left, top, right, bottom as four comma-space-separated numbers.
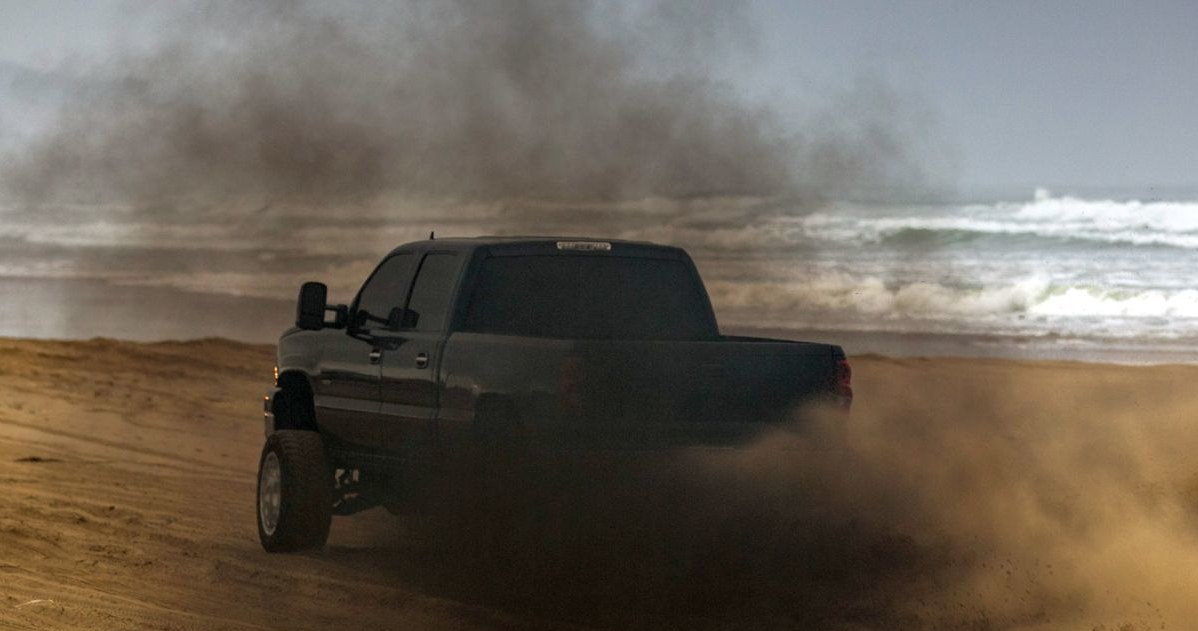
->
256, 237, 851, 552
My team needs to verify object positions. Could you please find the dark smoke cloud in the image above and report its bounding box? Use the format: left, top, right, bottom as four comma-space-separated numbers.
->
2, 0, 923, 211
4, 1, 760, 206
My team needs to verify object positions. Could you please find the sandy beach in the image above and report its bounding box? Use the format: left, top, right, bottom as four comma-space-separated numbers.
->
0, 339, 516, 630
2, 337, 1197, 630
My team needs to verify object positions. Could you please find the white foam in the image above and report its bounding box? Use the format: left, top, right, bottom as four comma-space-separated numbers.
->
798, 190, 1198, 249
707, 275, 1053, 319
1031, 287, 1198, 319
709, 273, 1198, 338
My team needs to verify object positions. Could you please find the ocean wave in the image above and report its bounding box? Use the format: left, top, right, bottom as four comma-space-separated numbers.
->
708, 275, 1049, 318
0, 219, 475, 256
872, 225, 1198, 249
707, 275, 1198, 322
0, 259, 377, 303
0, 220, 280, 251
801, 189, 1198, 249
8, 190, 1198, 255
1031, 287, 1198, 319
111, 259, 378, 302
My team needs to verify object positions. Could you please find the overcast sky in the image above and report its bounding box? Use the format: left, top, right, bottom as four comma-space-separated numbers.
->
1, 0, 1195, 196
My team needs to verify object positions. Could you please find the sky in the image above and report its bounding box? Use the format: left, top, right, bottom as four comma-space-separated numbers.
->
0, 0, 1195, 197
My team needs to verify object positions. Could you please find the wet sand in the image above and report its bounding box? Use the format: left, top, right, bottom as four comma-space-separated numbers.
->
1, 338, 1197, 630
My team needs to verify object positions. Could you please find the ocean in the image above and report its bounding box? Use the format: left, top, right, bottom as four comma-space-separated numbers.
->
4, 188, 1198, 362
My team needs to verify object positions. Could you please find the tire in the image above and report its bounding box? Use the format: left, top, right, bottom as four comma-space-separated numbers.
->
256, 430, 334, 552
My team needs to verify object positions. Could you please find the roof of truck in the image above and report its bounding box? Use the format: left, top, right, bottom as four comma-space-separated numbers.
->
384, 236, 685, 258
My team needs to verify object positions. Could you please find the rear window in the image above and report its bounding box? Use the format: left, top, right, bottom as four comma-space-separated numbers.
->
461, 255, 717, 340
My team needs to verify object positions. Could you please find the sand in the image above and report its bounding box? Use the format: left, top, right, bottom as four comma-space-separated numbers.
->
1, 338, 1197, 630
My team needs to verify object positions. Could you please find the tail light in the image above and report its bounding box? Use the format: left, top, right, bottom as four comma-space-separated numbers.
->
835, 359, 853, 408
560, 356, 583, 414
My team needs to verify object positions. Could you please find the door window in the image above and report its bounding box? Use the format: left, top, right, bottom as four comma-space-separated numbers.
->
405, 253, 460, 332
355, 253, 416, 330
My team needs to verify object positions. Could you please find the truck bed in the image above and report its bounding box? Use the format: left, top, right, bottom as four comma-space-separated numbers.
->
438, 332, 846, 450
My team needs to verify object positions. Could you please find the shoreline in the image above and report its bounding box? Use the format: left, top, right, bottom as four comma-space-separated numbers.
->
4, 276, 1198, 365
7, 329, 1198, 367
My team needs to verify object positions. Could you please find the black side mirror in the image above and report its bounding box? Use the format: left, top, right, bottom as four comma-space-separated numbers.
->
296, 282, 327, 330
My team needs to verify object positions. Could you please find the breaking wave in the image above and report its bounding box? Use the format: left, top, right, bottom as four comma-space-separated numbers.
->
708, 274, 1198, 334
710, 276, 1048, 318
802, 189, 1198, 250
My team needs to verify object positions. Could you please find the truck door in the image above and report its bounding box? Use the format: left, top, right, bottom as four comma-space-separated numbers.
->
376, 252, 462, 456
312, 330, 378, 447
314, 252, 417, 448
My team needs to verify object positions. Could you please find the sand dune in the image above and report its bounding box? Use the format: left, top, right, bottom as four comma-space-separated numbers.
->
1, 338, 1196, 630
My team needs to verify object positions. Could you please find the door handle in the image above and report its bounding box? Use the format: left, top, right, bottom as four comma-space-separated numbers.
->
368, 349, 382, 364
414, 353, 429, 369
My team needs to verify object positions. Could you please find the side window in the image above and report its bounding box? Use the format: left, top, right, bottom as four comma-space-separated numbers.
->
355, 254, 416, 330
405, 253, 460, 332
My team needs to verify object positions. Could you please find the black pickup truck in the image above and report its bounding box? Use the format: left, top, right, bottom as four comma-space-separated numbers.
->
256, 237, 851, 551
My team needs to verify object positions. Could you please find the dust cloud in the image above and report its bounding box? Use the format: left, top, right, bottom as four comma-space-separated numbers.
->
365, 359, 1198, 630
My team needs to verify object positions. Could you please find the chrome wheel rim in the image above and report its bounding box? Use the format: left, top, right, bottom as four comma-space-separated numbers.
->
259, 451, 282, 536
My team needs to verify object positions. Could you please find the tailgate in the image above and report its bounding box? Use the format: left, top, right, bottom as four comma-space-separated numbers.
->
566, 338, 841, 446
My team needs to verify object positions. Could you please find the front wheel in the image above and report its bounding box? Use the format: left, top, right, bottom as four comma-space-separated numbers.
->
256, 430, 333, 552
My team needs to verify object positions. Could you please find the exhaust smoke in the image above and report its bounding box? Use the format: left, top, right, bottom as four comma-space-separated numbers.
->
2, 0, 907, 210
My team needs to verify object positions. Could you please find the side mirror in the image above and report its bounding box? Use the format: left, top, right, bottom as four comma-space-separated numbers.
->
296, 282, 327, 330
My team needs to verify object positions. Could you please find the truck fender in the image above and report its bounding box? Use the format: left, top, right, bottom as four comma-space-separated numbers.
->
268, 372, 318, 434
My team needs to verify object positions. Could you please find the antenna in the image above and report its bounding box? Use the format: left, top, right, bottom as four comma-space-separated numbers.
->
429, 231, 435, 240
